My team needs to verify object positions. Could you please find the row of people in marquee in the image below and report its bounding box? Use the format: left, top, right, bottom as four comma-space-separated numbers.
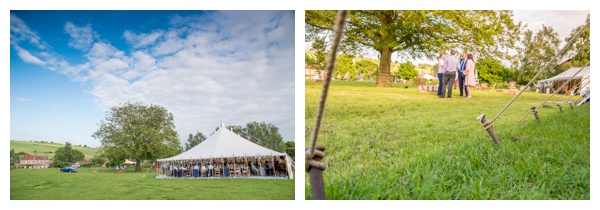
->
160, 160, 288, 178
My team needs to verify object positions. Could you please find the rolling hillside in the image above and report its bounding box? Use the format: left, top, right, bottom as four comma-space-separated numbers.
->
10, 140, 99, 158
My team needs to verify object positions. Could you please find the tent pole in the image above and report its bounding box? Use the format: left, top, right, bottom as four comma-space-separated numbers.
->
272, 156, 275, 179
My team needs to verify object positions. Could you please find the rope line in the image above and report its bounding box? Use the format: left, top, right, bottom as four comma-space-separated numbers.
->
517, 110, 532, 122
308, 10, 348, 158
483, 22, 589, 130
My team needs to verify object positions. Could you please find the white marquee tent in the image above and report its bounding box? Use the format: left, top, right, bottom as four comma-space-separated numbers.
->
157, 122, 293, 179
537, 66, 590, 95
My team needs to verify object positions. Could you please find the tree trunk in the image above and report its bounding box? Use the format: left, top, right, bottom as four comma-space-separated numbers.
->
136, 160, 141, 172
376, 46, 393, 87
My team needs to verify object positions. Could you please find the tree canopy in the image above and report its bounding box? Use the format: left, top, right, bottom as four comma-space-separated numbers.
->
92, 102, 182, 172
563, 14, 590, 67
53, 142, 85, 168
306, 10, 521, 87
218, 121, 286, 152
395, 61, 418, 80
185, 131, 207, 151
285, 141, 295, 161
476, 58, 509, 84
513, 25, 561, 85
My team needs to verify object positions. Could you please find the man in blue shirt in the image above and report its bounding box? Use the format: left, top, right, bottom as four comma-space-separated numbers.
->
458, 52, 469, 97
440, 50, 460, 98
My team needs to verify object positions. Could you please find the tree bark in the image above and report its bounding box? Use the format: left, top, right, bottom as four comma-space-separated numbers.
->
376, 46, 393, 87
136, 160, 141, 172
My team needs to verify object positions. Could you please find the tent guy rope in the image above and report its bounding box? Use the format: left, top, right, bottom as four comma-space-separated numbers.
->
306, 10, 348, 200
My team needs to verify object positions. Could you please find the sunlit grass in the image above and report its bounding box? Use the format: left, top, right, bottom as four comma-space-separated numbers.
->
11, 167, 294, 200
305, 80, 589, 200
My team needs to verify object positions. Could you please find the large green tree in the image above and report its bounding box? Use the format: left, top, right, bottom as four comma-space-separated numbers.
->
355, 59, 378, 79
307, 37, 328, 70
306, 10, 521, 87
216, 121, 286, 152
334, 54, 356, 79
395, 61, 418, 80
513, 25, 561, 85
476, 58, 508, 84
185, 131, 207, 151
92, 102, 182, 172
242, 121, 285, 152
563, 14, 590, 67
53, 142, 85, 168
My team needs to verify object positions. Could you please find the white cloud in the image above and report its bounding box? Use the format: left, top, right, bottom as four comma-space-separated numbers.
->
16, 97, 32, 102
64, 22, 96, 50
10, 13, 47, 49
14, 46, 45, 66
513, 10, 589, 41
123, 30, 164, 48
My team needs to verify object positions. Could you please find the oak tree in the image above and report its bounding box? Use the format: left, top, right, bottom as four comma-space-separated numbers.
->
92, 102, 182, 172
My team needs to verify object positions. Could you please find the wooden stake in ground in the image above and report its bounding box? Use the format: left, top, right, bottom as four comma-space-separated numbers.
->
307, 146, 326, 199
478, 114, 501, 145
568, 102, 574, 110
532, 107, 541, 123
557, 103, 563, 113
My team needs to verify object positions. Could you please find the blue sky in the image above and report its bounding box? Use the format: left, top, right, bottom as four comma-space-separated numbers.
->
10, 10, 295, 148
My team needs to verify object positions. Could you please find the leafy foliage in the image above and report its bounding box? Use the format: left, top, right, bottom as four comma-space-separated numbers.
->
306, 37, 328, 70
185, 132, 207, 151
92, 102, 182, 172
285, 141, 295, 161
513, 25, 561, 85
562, 14, 590, 67
53, 142, 85, 167
476, 58, 508, 84
334, 54, 356, 79
395, 61, 418, 80
306, 10, 521, 87
221, 121, 286, 152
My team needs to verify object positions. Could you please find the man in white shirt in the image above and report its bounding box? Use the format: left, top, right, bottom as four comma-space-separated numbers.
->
440, 50, 460, 98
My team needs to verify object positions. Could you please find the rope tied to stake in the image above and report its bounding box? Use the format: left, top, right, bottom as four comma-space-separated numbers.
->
305, 149, 327, 172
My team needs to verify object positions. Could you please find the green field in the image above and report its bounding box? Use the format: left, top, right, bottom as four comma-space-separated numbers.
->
305, 80, 589, 199
10, 140, 99, 158
11, 167, 294, 200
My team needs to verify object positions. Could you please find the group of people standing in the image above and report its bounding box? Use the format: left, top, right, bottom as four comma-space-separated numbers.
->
437, 50, 476, 98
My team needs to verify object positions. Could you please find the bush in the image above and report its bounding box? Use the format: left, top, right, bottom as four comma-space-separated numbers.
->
80, 163, 93, 168
496, 82, 509, 89
105, 162, 111, 168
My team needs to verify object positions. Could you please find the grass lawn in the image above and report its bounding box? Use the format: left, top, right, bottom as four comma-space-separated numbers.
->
305, 80, 589, 200
11, 167, 294, 200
